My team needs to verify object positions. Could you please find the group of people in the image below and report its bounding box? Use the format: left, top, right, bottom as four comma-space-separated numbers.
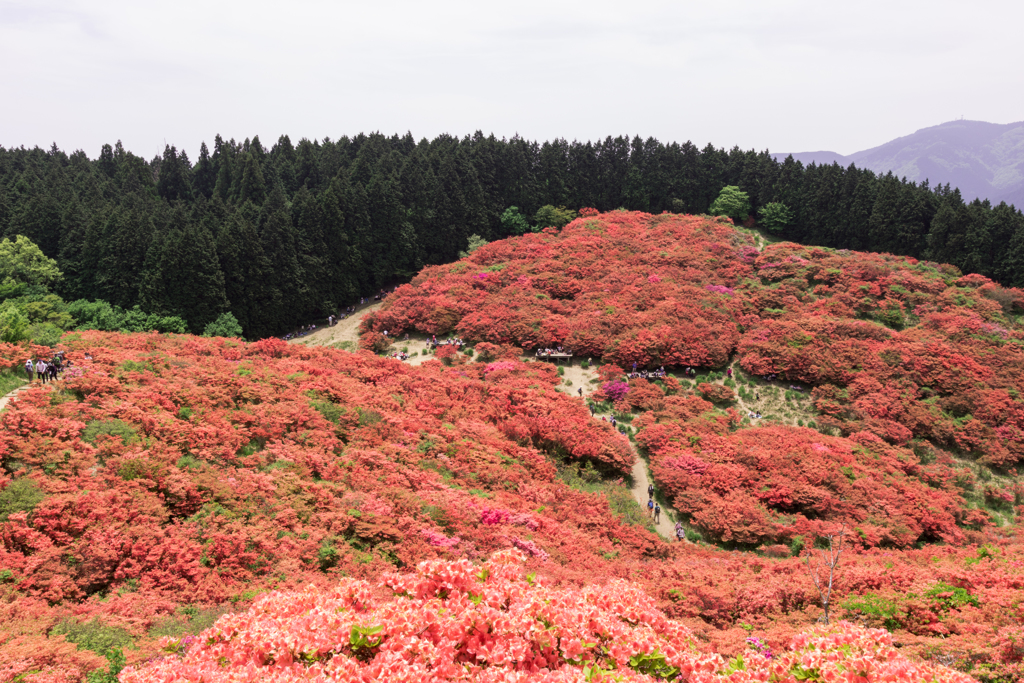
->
627, 367, 667, 380
645, 484, 662, 524
283, 324, 318, 340
747, 411, 763, 420
391, 351, 410, 361
536, 346, 572, 358
24, 352, 69, 383
428, 336, 464, 349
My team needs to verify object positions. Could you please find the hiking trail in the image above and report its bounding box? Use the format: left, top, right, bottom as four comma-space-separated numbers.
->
0, 384, 32, 411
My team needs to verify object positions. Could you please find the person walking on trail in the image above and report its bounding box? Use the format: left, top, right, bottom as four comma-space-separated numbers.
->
647, 483, 654, 498
25, 359, 33, 381
589, 404, 595, 417
578, 387, 583, 397
654, 503, 661, 524
35, 359, 46, 383
646, 498, 654, 518
675, 522, 685, 541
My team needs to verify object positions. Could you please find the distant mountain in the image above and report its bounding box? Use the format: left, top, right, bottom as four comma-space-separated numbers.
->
773, 119, 1024, 207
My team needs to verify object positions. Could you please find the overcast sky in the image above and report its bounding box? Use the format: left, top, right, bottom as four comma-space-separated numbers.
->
1, 0, 1021, 160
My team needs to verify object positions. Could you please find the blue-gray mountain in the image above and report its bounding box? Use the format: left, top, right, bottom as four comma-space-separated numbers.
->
773, 120, 1024, 208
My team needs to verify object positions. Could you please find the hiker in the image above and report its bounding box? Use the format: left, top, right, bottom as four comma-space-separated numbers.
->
25, 359, 33, 381
35, 359, 46, 383
47, 362, 58, 382
578, 387, 583, 397
647, 483, 654, 498
654, 503, 661, 524
726, 368, 733, 378
610, 417, 617, 427
646, 498, 654, 518
589, 404, 595, 416
675, 522, 685, 541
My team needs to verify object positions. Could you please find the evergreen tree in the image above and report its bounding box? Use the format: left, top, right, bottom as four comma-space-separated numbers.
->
193, 142, 216, 199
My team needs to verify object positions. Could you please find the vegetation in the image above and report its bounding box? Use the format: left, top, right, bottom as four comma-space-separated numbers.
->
2, 134, 1021, 341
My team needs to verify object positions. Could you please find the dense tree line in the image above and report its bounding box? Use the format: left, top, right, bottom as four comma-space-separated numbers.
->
1, 134, 1021, 339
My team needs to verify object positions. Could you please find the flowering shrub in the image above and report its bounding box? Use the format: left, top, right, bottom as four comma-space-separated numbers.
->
601, 380, 630, 403
122, 550, 974, 683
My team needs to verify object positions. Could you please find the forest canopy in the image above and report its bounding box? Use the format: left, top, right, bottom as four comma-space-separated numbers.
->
1, 133, 1021, 339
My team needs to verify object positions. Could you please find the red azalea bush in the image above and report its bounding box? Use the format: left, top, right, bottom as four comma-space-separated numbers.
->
122, 549, 974, 683
633, 398, 966, 548
696, 383, 735, 404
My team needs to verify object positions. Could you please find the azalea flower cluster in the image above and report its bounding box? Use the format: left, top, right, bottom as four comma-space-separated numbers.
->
122, 550, 973, 683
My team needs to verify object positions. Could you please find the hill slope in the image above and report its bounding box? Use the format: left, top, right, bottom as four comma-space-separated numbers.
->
4, 214, 1024, 681
774, 119, 1024, 206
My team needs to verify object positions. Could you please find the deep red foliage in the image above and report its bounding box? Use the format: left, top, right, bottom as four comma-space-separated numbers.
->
370, 211, 1024, 469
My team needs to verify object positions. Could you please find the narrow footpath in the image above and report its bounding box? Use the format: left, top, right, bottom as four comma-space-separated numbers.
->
0, 384, 31, 411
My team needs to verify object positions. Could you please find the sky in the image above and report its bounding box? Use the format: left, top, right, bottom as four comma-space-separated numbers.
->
1, 0, 1021, 160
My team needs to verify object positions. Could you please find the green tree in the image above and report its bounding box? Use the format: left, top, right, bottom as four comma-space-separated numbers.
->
533, 205, 576, 230
709, 186, 751, 222
758, 202, 794, 233
0, 301, 30, 342
458, 234, 488, 259
0, 235, 63, 288
500, 206, 530, 235
203, 312, 243, 338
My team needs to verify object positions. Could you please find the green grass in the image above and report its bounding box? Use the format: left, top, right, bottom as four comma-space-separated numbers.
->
0, 367, 28, 399
556, 460, 656, 533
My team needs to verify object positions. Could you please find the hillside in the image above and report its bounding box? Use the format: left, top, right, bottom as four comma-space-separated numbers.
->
3, 133, 1024, 349
2, 213, 1024, 681
773, 119, 1024, 207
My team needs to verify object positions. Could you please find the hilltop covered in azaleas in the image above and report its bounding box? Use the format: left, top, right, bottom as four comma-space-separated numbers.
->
368, 210, 1024, 470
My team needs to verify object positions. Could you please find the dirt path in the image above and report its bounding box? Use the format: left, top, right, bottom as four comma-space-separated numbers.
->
290, 303, 383, 349
0, 384, 31, 411
628, 451, 679, 540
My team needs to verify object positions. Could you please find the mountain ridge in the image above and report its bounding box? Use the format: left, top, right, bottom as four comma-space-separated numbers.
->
773, 119, 1024, 207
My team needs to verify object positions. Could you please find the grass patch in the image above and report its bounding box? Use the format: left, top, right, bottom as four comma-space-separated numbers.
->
0, 368, 27, 400
557, 460, 655, 533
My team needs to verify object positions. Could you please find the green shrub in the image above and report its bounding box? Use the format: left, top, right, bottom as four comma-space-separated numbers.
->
0, 477, 45, 521
52, 617, 133, 657
82, 420, 138, 446
148, 605, 232, 641
841, 593, 901, 630
557, 366, 565, 376
356, 408, 383, 427
311, 399, 345, 425
318, 537, 340, 570
0, 368, 27, 398
789, 535, 805, 556
925, 581, 979, 610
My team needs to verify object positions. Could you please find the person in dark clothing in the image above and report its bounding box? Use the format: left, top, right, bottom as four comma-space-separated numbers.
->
647, 483, 654, 498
